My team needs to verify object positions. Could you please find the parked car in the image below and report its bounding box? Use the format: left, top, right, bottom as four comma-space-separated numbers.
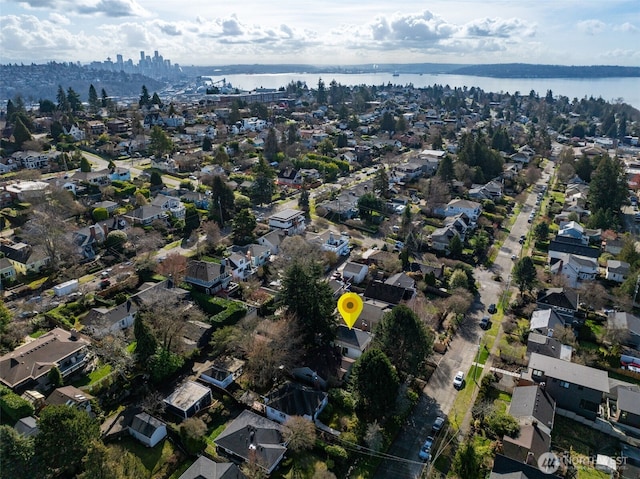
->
480, 316, 491, 330
453, 371, 465, 389
432, 416, 445, 433
488, 303, 497, 314
419, 436, 434, 460
519, 234, 526, 244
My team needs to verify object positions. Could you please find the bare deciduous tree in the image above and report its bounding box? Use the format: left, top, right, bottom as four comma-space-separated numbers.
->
282, 416, 316, 453
157, 252, 187, 284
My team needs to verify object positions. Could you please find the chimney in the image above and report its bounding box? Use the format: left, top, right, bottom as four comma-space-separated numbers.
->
89, 226, 96, 240
126, 299, 132, 312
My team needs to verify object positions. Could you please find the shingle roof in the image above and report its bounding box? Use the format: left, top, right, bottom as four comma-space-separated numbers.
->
164, 381, 211, 412
185, 260, 225, 283
178, 457, 246, 479
0, 328, 90, 389
509, 385, 555, 428
129, 412, 166, 438
214, 410, 286, 473
490, 454, 563, 479
335, 326, 372, 351
46, 385, 94, 406
265, 382, 327, 418
618, 387, 640, 416
527, 353, 609, 392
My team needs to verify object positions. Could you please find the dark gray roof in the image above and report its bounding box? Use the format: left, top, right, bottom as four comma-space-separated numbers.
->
185, 260, 226, 283
214, 410, 286, 473
548, 236, 600, 259
129, 412, 165, 438
363, 280, 405, 304
178, 456, 246, 479
618, 387, 640, 416
335, 325, 372, 351
530, 309, 565, 332
509, 385, 555, 428
0, 328, 90, 389
490, 454, 562, 479
609, 312, 640, 335
536, 288, 579, 312
527, 353, 609, 392
265, 382, 327, 418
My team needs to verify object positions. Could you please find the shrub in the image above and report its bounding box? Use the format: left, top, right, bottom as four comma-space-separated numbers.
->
0, 390, 35, 422
325, 444, 348, 461
328, 389, 355, 413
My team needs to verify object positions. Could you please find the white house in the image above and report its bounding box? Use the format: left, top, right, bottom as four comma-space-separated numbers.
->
129, 412, 167, 447
151, 194, 186, 219
550, 254, 598, 287
264, 382, 328, 424
334, 325, 372, 360
606, 260, 630, 283
227, 252, 252, 281
268, 209, 305, 235
198, 357, 244, 389
444, 199, 482, 222
314, 231, 350, 256
341, 262, 369, 284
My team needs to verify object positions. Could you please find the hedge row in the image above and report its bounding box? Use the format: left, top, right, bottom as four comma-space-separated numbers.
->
0, 387, 35, 422
209, 302, 247, 327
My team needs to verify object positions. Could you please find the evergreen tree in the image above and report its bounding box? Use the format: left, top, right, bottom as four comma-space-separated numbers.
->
0, 425, 36, 479
380, 111, 395, 132
88, 84, 100, 113
80, 156, 92, 172
202, 137, 213, 151
279, 261, 336, 345
512, 256, 537, 296
298, 189, 310, 214
452, 441, 482, 479
39, 99, 56, 114
350, 348, 399, 419
139, 85, 151, 107
6, 99, 16, 123
148, 125, 173, 157
100, 88, 109, 107
264, 127, 279, 161
587, 154, 627, 230
375, 304, 433, 377
47, 366, 63, 387
183, 204, 201, 238
134, 315, 157, 364
431, 133, 443, 150
316, 78, 327, 104
151, 92, 162, 106
250, 158, 275, 206
232, 208, 256, 246
35, 405, 100, 477
358, 192, 385, 222
287, 123, 298, 145
448, 234, 463, 258
56, 85, 68, 111
209, 175, 235, 225
67, 87, 83, 112
13, 117, 32, 147
150, 171, 164, 187
436, 155, 455, 182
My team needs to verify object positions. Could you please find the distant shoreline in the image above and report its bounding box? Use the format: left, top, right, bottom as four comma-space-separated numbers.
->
181, 63, 640, 79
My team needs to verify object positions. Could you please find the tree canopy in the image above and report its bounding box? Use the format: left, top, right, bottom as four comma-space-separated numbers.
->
350, 348, 399, 419
278, 261, 336, 345
512, 256, 537, 295
374, 304, 433, 377
587, 154, 627, 230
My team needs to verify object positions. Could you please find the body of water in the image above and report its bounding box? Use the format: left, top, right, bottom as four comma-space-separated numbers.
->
209, 72, 640, 110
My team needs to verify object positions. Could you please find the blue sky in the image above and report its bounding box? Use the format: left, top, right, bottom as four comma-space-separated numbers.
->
1, 0, 638, 66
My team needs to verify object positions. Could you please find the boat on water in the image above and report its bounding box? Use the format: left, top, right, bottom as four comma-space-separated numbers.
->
392, 71, 399, 77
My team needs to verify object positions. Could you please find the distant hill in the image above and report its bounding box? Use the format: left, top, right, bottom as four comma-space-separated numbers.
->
449, 63, 640, 78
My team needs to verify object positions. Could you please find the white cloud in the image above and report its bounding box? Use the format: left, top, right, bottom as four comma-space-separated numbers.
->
577, 19, 607, 35
615, 22, 639, 33
460, 17, 535, 38
76, 0, 148, 18
49, 11, 70, 25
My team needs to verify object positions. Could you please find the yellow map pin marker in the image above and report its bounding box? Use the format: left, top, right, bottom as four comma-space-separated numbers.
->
337, 292, 363, 329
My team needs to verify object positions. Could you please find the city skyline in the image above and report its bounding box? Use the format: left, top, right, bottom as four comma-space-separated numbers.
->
1, 0, 639, 67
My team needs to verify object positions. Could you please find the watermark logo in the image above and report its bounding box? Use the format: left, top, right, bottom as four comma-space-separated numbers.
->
538, 452, 561, 474
537, 452, 627, 475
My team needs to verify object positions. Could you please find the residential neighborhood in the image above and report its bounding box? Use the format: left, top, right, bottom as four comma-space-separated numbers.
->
1, 75, 640, 479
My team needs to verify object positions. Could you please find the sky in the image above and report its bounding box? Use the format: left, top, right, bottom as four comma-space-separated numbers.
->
1, 0, 639, 67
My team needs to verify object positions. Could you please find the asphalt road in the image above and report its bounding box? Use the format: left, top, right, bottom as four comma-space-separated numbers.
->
372, 163, 555, 479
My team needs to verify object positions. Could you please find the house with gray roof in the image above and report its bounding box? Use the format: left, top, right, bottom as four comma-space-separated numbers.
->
334, 325, 372, 360
0, 328, 90, 392
523, 353, 609, 420
526, 333, 573, 361
178, 456, 246, 479
214, 410, 286, 474
536, 288, 579, 324
530, 309, 565, 336
341, 262, 368, 284
607, 311, 640, 350
45, 385, 94, 413
184, 260, 232, 295
164, 381, 213, 419
490, 454, 563, 479
615, 387, 640, 429
129, 412, 167, 447
123, 204, 167, 226
264, 382, 328, 424
606, 260, 631, 283
198, 357, 244, 390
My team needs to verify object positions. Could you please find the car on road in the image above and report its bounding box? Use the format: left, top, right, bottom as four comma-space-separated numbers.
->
453, 371, 465, 390
511, 254, 518, 261
419, 436, 434, 460
488, 303, 497, 314
480, 316, 491, 330
431, 416, 445, 433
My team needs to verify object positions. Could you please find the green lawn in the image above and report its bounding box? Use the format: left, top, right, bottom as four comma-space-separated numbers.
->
71, 363, 112, 388
109, 436, 181, 478
450, 367, 483, 428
